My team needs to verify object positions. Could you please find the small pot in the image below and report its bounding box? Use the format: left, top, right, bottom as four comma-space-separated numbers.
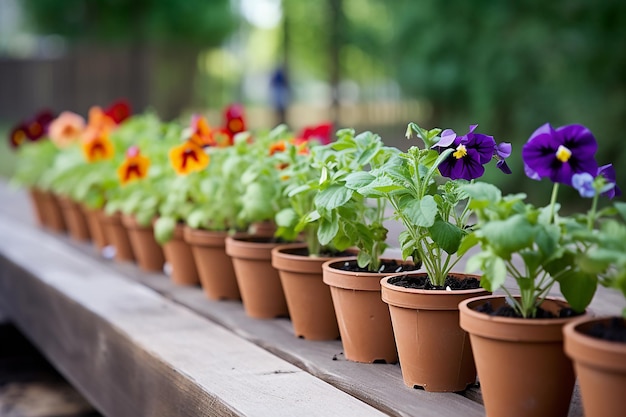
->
99, 211, 135, 262
28, 187, 47, 226
564, 316, 626, 417
225, 234, 289, 319
82, 204, 108, 251
460, 295, 584, 417
183, 227, 240, 300
58, 196, 91, 242
322, 258, 407, 363
121, 214, 165, 272
271, 243, 340, 340
381, 272, 488, 392
162, 223, 200, 286
38, 190, 66, 232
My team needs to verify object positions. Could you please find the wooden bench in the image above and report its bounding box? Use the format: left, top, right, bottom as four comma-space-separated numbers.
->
1, 180, 622, 417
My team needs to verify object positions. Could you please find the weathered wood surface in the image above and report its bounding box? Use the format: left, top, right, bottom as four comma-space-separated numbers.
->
0, 186, 387, 417
1, 180, 623, 417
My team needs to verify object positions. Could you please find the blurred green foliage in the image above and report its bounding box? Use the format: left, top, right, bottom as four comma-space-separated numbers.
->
21, 0, 235, 45
388, 0, 626, 199
289, 0, 625, 201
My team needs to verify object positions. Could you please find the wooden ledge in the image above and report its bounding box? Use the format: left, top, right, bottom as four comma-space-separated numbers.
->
2, 181, 619, 416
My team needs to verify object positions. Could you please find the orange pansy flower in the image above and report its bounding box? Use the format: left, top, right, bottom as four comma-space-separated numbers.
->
49, 111, 85, 149
189, 115, 215, 147
82, 106, 116, 143
269, 140, 287, 156
169, 140, 210, 175
117, 146, 150, 185
82, 130, 115, 163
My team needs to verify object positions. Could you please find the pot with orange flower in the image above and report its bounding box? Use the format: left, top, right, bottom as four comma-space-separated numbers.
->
102, 113, 180, 272
9, 109, 66, 232
162, 114, 243, 299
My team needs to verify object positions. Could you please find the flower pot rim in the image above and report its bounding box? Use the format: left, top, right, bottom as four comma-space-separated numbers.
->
460, 294, 583, 325
323, 257, 418, 291
227, 233, 286, 247
225, 234, 286, 260
380, 272, 489, 311
121, 213, 156, 230
183, 225, 230, 246
563, 315, 626, 370
380, 272, 485, 295
460, 295, 589, 342
271, 243, 347, 275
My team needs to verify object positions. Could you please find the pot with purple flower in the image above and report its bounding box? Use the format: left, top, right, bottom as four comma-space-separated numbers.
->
459, 123, 621, 417
345, 122, 510, 391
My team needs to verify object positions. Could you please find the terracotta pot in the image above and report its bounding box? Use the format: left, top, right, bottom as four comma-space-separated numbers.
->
183, 227, 240, 300
82, 205, 108, 251
162, 223, 200, 286
322, 258, 405, 363
460, 295, 583, 417
58, 196, 91, 242
248, 221, 277, 236
121, 214, 165, 272
564, 316, 626, 417
39, 190, 66, 232
380, 273, 488, 392
28, 187, 47, 226
99, 211, 135, 262
271, 243, 340, 340
225, 234, 289, 319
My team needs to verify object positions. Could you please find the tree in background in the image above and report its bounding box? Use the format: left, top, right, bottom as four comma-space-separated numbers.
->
19, 0, 235, 119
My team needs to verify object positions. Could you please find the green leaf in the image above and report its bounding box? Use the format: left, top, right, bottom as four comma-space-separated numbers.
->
428, 219, 464, 254
403, 195, 437, 227
615, 202, 626, 222
345, 171, 375, 190
485, 256, 507, 292
480, 214, 535, 257
315, 184, 353, 210
275, 208, 298, 228
136, 209, 155, 227
357, 251, 372, 269
534, 223, 560, 258
364, 175, 402, 194
461, 181, 502, 204
557, 271, 597, 313
318, 215, 339, 245
457, 232, 479, 257
154, 217, 176, 244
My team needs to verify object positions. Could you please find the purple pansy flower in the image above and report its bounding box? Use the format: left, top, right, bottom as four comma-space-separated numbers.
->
434, 125, 495, 180
522, 123, 598, 186
597, 164, 621, 199
495, 142, 512, 174
572, 173, 595, 198
434, 125, 511, 180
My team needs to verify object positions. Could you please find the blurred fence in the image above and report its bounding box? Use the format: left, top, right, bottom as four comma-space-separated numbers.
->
0, 45, 150, 122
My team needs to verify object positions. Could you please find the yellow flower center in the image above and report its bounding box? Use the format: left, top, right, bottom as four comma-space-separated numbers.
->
555, 145, 572, 163
453, 144, 467, 159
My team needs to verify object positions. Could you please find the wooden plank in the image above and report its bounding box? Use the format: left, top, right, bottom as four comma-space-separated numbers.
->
0, 217, 387, 416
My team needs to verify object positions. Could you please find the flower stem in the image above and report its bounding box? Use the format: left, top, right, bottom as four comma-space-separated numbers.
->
549, 183, 560, 224
587, 193, 599, 230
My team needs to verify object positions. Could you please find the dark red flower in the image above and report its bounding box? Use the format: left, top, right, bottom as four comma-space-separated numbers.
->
104, 99, 132, 124
296, 122, 333, 145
